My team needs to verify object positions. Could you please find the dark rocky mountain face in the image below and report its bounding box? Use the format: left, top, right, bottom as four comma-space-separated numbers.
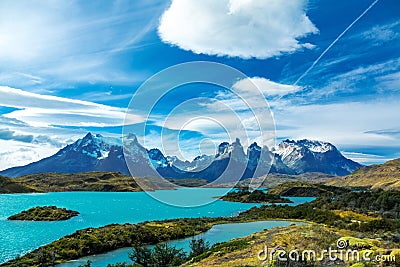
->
0, 133, 362, 180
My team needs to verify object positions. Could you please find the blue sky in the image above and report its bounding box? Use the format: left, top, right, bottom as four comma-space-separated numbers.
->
0, 0, 399, 170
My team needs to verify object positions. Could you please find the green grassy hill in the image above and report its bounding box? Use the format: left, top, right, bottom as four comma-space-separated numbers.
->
0, 175, 37, 193
327, 158, 400, 190
229, 172, 336, 189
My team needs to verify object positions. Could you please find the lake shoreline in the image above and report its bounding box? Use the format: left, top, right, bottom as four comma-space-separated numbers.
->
57, 220, 306, 267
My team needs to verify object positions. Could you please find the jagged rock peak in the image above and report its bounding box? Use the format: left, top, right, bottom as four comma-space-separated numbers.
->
233, 138, 241, 146
248, 142, 261, 150
124, 133, 138, 141
216, 142, 230, 158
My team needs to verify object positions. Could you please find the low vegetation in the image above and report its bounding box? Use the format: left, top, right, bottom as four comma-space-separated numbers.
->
314, 189, 400, 219
266, 181, 350, 197
238, 189, 400, 235
7, 206, 79, 221
220, 189, 293, 203
166, 178, 208, 187
223, 172, 336, 190
130, 242, 186, 267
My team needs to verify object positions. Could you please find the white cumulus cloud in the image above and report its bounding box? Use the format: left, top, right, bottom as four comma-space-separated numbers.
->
233, 77, 302, 96
158, 0, 318, 59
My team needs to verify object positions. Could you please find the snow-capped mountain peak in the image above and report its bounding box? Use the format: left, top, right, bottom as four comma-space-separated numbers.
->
296, 139, 334, 153
276, 139, 334, 154
70, 132, 120, 160
274, 139, 362, 176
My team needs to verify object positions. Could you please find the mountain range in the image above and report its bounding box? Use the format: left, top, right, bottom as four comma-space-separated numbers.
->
0, 133, 362, 181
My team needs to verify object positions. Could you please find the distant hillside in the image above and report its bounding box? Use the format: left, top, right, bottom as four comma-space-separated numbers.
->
327, 158, 400, 190
235, 172, 336, 189
1, 172, 209, 193
13, 172, 142, 192
0, 175, 37, 193
267, 181, 349, 197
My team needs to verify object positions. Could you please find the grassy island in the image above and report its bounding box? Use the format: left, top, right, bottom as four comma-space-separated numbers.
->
7, 206, 80, 221
220, 189, 293, 203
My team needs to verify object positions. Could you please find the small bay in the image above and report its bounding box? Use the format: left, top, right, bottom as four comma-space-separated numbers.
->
59, 220, 305, 267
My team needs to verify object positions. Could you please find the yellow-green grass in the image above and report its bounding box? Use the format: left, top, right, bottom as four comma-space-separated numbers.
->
327, 159, 400, 191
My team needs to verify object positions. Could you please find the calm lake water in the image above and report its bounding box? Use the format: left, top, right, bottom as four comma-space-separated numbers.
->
0, 189, 314, 264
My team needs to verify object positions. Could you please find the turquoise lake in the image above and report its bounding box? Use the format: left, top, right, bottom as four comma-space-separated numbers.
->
0, 188, 314, 264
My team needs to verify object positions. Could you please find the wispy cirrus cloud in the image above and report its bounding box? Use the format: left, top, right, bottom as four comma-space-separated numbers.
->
76, 90, 134, 103
294, 0, 381, 85
375, 71, 400, 92
289, 57, 400, 103
341, 152, 390, 165
0, 0, 165, 88
273, 97, 400, 150
282, 18, 400, 88
0, 86, 144, 127
365, 129, 400, 138
358, 20, 400, 46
